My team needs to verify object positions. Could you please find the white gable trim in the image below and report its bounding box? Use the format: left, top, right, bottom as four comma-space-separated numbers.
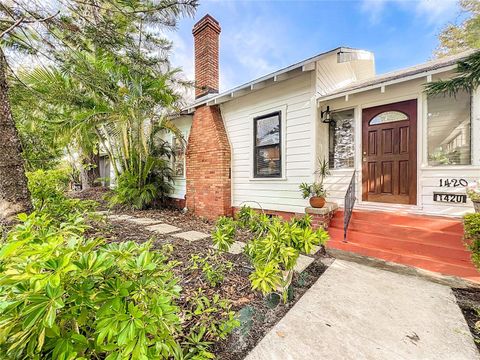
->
317, 65, 457, 103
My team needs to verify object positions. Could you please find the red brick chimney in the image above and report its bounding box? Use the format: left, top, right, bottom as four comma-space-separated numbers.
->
192, 14, 221, 98
186, 14, 232, 220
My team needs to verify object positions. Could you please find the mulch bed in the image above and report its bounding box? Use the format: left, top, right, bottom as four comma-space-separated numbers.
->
453, 288, 480, 351
79, 191, 331, 359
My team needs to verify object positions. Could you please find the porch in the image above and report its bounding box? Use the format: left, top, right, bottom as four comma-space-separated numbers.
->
315, 57, 480, 283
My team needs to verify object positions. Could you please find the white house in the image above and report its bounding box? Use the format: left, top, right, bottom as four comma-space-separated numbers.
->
164, 14, 480, 281
168, 15, 479, 218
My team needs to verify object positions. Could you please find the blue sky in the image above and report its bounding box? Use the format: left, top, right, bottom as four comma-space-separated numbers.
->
169, 0, 465, 92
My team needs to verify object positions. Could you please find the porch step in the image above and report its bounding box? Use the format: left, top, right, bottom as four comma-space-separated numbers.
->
327, 209, 480, 282
327, 238, 480, 282
332, 210, 463, 233
328, 227, 471, 262
329, 217, 466, 249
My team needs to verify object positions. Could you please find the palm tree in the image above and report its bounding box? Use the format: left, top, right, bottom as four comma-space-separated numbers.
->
21, 50, 184, 208
425, 50, 480, 95
0, 0, 197, 221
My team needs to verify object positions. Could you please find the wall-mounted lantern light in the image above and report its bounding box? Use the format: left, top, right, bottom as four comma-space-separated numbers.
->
321, 106, 332, 124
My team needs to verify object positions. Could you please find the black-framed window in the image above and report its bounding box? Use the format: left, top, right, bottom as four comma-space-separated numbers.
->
254, 112, 281, 178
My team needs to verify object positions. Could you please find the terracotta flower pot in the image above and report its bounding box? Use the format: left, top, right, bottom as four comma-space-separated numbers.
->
309, 196, 325, 208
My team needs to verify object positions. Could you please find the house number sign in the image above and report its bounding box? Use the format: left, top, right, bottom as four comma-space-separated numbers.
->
439, 178, 468, 187
434, 178, 469, 203
433, 192, 467, 203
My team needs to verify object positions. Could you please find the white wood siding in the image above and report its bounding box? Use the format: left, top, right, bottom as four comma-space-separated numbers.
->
163, 115, 192, 199
221, 71, 316, 214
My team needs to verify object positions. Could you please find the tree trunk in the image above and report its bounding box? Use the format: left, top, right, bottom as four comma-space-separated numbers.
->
80, 151, 100, 190
0, 47, 32, 223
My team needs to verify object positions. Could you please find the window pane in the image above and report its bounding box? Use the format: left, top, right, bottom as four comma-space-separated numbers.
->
255, 145, 281, 176
369, 111, 408, 125
329, 109, 355, 169
256, 114, 280, 146
172, 136, 185, 177
427, 90, 471, 166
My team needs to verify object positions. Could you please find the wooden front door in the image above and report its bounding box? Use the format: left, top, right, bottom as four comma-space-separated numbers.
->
362, 99, 417, 205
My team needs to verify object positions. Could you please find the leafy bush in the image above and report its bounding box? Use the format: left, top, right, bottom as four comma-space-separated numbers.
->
212, 217, 236, 252
464, 213, 480, 269
0, 213, 238, 359
184, 290, 240, 343
109, 156, 174, 210
246, 217, 328, 301
212, 206, 329, 302
189, 251, 233, 287
235, 207, 271, 235
27, 169, 97, 221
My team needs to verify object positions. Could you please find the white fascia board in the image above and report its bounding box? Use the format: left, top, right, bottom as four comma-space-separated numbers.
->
316, 65, 457, 104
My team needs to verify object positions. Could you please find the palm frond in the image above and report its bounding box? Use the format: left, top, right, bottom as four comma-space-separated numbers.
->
425, 50, 480, 95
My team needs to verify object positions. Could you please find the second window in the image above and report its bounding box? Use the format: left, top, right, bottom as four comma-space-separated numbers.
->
254, 112, 282, 178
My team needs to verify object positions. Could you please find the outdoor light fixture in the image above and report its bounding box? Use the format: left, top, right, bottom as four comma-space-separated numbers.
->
321, 106, 332, 124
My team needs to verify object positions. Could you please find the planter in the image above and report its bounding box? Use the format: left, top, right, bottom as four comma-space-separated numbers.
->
474, 201, 480, 213
309, 196, 326, 208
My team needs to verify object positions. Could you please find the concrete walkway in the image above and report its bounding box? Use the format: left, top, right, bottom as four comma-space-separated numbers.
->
246, 259, 479, 360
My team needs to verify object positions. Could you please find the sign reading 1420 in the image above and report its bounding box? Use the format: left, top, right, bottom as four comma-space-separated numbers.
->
439, 178, 468, 187
433, 192, 467, 203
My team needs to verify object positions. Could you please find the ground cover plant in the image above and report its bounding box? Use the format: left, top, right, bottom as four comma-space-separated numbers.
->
0, 210, 239, 360
79, 200, 331, 360
212, 206, 329, 301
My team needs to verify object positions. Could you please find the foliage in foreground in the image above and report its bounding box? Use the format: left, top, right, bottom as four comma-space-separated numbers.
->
212, 206, 329, 301
465, 213, 480, 269
0, 213, 238, 360
27, 169, 97, 222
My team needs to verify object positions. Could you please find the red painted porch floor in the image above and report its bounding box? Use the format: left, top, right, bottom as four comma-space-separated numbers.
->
328, 209, 480, 283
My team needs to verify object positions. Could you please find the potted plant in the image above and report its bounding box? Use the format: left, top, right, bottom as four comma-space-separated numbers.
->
467, 180, 480, 213
299, 158, 330, 208
300, 182, 327, 208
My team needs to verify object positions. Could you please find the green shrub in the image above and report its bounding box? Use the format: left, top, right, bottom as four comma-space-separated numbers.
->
464, 213, 480, 269
189, 251, 233, 287
27, 169, 97, 221
235, 206, 258, 229
211, 217, 236, 252
213, 206, 329, 302
0, 213, 238, 359
109, 157, 174, 210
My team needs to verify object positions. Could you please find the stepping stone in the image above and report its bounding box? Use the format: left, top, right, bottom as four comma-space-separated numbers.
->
173, 230, 210, 242
146, 223, 180, 234
294, 255, 314, 273
212, 241, 246, 254
94, 210, 109, 215
125, 217, 162, 226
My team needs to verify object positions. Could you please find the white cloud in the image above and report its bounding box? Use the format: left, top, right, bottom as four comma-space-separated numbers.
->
220, 14, 291, 90
414, 0, 459, 25
360, 0, 459, 26
361, 0, 388, 25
